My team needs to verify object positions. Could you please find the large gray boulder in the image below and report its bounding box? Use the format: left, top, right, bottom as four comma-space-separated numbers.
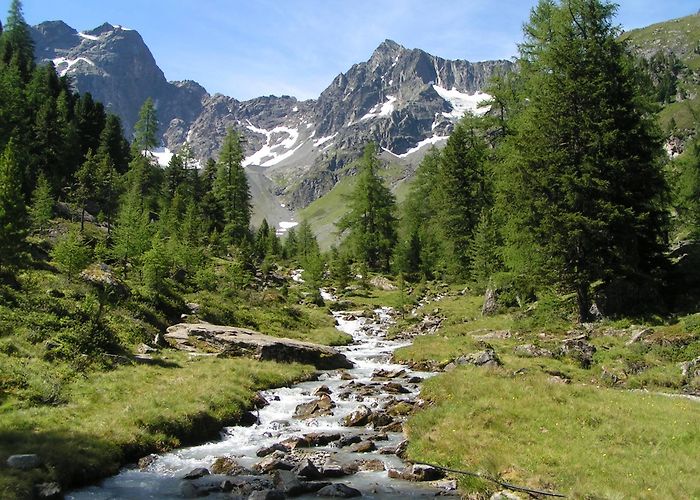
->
165, 323, 353, 369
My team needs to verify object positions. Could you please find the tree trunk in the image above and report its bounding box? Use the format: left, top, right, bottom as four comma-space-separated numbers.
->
576, 283, 591, 323
80, 207, 85, 232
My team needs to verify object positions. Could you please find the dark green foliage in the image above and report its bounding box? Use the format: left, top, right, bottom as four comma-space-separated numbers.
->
132, 97, 158, 154
29, 172, 53, 232
52, 229, 92, 280
496, 0, 669, 320
336, 143, 397, 272
98, 114, 131, 174
213, 128, 251, 243
672, 133, 700, 237
468, 209, 504, 292
0, 0, 34, 82
0, 138, 27, 270
111, 183, 152, 278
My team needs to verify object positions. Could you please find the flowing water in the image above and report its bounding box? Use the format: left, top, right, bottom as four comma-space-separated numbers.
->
68, 295, 454, 499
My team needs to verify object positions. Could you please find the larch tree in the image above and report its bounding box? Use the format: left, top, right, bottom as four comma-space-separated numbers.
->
0, 138, 27, 270
213, 128, 251, 244
133, 97, 158, 156
336, 143, 397, 272
497, 0, 668, 321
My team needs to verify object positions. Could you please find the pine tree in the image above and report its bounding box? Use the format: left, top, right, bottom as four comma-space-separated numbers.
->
436, 116, 490, 279
0, 138, 27, 270
98, 114, 130, 174
52, 229, 92, 281
497, 0, 669, 320
112, 183, 152, 278
133, 97, 158, 156
164, 153, 185, 200
336, 143, 397, 272
29, 172, 53, 233
296, 220, 320, 264
213, 128, 251, 244
0, 0, 35, 83
73, 150, 99, 231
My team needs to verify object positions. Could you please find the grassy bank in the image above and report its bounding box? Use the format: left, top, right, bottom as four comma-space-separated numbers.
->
391, 286, 700, 498
0, 351, 315, 499
406, 366, 699, 498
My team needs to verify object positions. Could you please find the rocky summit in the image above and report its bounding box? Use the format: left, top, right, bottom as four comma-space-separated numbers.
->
30, 21, 512, 210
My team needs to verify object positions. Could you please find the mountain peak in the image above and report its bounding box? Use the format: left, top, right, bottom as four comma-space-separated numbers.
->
372, 39, 405, 57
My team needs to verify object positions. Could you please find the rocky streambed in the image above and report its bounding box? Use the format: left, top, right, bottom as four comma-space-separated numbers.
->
68, 303, 458, 499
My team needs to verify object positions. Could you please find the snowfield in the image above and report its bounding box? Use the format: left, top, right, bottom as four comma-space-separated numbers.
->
432, 85, 491, 118
52, 56, 96, 76
361, 95, 397, 121
243, 122, 302, 167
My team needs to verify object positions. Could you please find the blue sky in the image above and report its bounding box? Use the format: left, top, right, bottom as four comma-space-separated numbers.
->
9, 0, 700, 100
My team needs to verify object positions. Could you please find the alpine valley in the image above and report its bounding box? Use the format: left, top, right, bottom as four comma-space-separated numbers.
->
30, 20, 513, 230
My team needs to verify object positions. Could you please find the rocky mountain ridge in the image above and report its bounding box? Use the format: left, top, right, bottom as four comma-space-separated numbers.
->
30, 21, 512, 215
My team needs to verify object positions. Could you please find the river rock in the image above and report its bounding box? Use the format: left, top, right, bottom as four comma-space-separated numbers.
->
337, 434, 363, 447
294, 394, 336, 419
183, 467, 210, 480
383, 381, 410, 394
322, 457, 351, 477
165, 323, 353, 369
300, 432, 342, 447
386, 400, 414, 416
248, 490, 286, 500
388, 464, 445, 481
254, 451, 295, 473
342, 405, 372, 426
293, 458, 323, 479
349, 440, 376, 453
257, 443, 290, 457
272, 470, 305, 495
317, 483, 363, 497
356, 458, 386, 471
395, 440, 408, 458
6, 454, 41, 470
211, 456, 247, 475
313, 385, 333, 396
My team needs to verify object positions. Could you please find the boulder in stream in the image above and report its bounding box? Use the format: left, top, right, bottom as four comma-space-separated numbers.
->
165, 323, 354, 369
342, 405, 373, 427
317, 482, 363, 497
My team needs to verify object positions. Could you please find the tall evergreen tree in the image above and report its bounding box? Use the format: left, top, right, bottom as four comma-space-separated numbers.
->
0, 0, 35, 82
29, 172, 53, 233
97, 114, 131, 174
336, 143, 397, 272
436, 116, 490, 279
0, 138, 27, 270
112, 182, 151, 278
213, 128, 251, 244
133, 97, 158, 156
497, 0, 669, 320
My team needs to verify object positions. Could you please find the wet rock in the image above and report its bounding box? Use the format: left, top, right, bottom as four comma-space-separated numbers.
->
395, 440, 408, 459
388, 464, 445, 481
407, 376, 423, 384
340, 371, 355, 380
386, 401, 414, 416
183, 467, 210, 480
257, 443, 290, 457
349, 440, 376, 453
137, 453, 158, 470
317, 483, 363, 497
435, 478, 458, 491
252, 391, 269, 409
383, 382, 411, 394
34, 482, 62, 499
513, 344, 553, 358
293, 458, 324, 480
369, 412, 394, 427
372, 368, 406, 380
248, 490, 286, 500
342, 405, 373, 427
211, 456, 247, 475
294, 394, 336, 419
356, 459, 386, 471
322, 457, 350, 477
379, 421, 403, 433
180, 481, 205, 498
313, 385, 333, 396
254, 451, 295, 473
337, 434, 363, 447
6, 454, 41, 470
272, 470, 305, 495
301, 432, 342, 447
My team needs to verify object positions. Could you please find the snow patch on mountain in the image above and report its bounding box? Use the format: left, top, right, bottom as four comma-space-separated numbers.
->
243, 122, 302, 167
150, 147, 174, 167
433, 85, 490, 118
52, 56, 96, 76
361, 95, 397, 121
313, 133, 337, 147
78, 32, 100, 41
383, 135, 448, 159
